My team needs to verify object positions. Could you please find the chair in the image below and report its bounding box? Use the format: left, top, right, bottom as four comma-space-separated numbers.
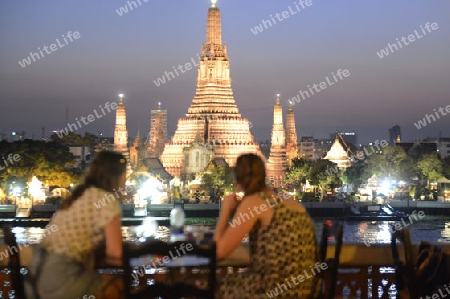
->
319, 221, 344, 299
3, 226, 26, 299
123, 239, 216, 299
390, 228, 419, 299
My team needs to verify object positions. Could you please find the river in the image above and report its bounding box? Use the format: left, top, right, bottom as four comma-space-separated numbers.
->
5, 216, 450, 245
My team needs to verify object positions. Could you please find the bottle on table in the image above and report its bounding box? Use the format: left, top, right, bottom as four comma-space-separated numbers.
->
170, 206, 186, 242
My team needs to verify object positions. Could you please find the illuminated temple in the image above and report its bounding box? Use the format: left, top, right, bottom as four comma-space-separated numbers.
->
160, 0, 263, 176
266, 95, 289, 187
113, 94, 132, 175
324, 134, 352, 170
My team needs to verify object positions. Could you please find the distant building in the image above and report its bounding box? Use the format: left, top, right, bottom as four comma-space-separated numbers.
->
146, 102, 167, 159
299, 136, 316, 160
10, 131, 24, 142
419, 137, 450, 159
285, 103, 298, 166
330, 131, 357, 147
94, 137, 114, 152
324, 134, 352, 170
389, 125, 401, 145
314, 138, 334, 159
395, 140, 438, 159
68, 146, 90, 169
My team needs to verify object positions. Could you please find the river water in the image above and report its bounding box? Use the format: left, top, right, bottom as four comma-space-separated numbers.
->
5, 216, 450, 245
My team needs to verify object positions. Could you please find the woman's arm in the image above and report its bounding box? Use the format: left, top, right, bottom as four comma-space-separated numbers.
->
215, 195, 262, 260
104, 216, 123, 266
214, 193, 240, 241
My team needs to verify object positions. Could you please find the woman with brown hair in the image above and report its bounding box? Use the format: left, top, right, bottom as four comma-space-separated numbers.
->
25, 151, 126, 299
215, 153, 321, 298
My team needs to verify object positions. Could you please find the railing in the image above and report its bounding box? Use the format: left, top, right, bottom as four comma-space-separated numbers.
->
1, 244, 449, 298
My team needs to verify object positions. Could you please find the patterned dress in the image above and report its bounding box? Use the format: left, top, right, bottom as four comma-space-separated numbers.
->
217, 193, 322, 299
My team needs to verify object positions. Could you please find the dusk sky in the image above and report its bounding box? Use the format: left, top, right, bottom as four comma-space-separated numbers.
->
1, 0, 449, 144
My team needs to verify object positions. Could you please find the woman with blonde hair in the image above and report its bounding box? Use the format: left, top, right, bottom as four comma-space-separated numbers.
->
215, 153, 321, 298
25, 151, 126, 299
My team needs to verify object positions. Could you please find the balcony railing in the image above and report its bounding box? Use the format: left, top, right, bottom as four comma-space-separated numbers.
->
1, 243, 448, 298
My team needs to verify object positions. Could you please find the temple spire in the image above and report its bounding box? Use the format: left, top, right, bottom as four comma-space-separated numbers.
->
206, 0, 222, 46
276, 93, 281, 105
266, 94, 288, 188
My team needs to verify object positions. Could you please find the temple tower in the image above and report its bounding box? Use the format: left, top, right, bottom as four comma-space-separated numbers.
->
114, 94, 131, 174
266, 94, 288, 187
146, 102, 167, 159
285, 102, 298, 166
160, 0, 263, 176
130, 130, 146, 170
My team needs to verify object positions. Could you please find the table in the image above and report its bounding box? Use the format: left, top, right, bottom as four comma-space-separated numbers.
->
128, 242, 250, 269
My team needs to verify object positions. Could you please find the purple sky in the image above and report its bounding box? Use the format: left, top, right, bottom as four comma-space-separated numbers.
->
1, 0, 449, 144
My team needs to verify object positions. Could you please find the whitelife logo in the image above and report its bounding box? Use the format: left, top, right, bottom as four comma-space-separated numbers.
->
288, 69, 350, 107
131, 243, 194, 280
0, 154, 21, 172
153, 52, 216, 87
18, 31, 81, 68
265, 262, 327, 298
115, 0, 149, 16
250, 0, 313, 35
376, 22, 439, 59
414, 105, 450, 129
56, 101, 118, 138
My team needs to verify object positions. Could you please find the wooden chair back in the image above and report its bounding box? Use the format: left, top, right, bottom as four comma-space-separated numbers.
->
3, 226, 26, 299
391, 228, 419, 299
319, 221, 344, 299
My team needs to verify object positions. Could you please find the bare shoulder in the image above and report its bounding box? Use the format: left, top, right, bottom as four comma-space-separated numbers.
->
276, 192, 306, 213
282, 198, 307, 213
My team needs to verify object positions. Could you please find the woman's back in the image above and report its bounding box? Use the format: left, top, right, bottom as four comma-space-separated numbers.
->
248, 192, 321, 297
41, 187, 121, 269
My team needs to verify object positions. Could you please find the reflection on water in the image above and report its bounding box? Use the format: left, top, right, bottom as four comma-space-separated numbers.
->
440, 222, 450, 242
2, 218, 450, 245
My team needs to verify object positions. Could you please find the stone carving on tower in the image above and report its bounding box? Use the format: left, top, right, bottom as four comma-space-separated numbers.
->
114, 94, 131, 174
266, 94, 289, 188
146, 102, 167, 159
160, 0, 263, 177
182, 131, 214, 181
285, 102, 298, 166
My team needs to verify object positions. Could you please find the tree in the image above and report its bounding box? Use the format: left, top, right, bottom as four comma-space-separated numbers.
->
283, 158, 310, 189
417, 153, 444, 188
50, 132, 95, 147
0, 140, 79, 191
363, 146, 417, 183
200, 165, 234, 202
309, 159, 342, 201
343, 160, 369, 187
443, 157, 450, 179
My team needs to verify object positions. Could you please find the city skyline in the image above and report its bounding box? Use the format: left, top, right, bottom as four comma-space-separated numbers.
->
1, 0, 450, 144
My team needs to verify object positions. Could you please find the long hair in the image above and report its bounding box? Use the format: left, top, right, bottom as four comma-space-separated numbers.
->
61, 151, 127, 210
234, 154, 266, 196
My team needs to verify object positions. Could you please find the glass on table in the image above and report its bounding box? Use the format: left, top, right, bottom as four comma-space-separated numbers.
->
185, 225, 210, 244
